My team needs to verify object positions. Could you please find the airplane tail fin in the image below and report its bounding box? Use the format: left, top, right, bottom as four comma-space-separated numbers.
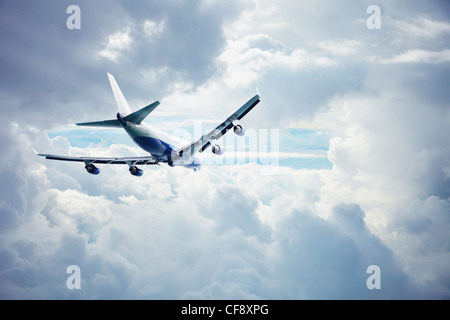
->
76, 73, 160, 128
107, 73, 132, 115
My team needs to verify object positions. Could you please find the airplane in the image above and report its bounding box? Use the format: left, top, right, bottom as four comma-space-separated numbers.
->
36, 73, 261, 176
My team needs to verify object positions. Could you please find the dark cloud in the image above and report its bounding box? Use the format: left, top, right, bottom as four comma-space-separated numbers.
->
260, 62, 367, 125
271, 205, 416, 299
0, 0, 248, 127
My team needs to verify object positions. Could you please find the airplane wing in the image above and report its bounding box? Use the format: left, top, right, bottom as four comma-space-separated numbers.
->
175, 94, 260, 158
35, 152, 159, 166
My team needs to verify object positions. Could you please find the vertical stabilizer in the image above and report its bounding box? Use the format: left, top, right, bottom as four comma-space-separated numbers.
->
107, 73, 133, 115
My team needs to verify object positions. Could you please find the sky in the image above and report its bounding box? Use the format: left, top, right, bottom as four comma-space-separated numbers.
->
0, 0, 449, 299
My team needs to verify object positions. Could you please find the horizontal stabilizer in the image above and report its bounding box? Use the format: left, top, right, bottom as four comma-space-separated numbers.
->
76, 119, 121, 127
76, 101, 160, 127
124, 101, 160, 125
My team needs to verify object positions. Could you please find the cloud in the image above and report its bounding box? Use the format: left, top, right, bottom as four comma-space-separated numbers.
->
98, 19, 166, 62
0, 149, 426, 299
42, 189, 114, 241
218, 34, 336, 88
1, 0, 450, 300
98, 27, 133, 62
317, 39, 363, 57
271, 204, 416, 299
389, 16, 450, 44
378, 49, 450, 64
142, 19, 165, 37
2, 122, 449, 299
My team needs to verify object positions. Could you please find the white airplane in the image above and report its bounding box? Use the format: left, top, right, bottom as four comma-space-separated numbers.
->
36, 73, 260, 176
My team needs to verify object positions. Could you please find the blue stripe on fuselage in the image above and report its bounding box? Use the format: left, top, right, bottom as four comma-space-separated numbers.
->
133, 136, 173, 161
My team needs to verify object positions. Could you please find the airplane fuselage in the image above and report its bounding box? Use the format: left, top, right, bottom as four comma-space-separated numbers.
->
116, 113, 202, 170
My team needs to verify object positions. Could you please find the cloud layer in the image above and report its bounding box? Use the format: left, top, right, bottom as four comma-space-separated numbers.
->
1, 0, 449, 299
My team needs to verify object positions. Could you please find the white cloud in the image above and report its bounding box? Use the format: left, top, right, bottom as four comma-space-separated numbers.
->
390, 16, 450, 44
42, 188, 114, 240
98, 27, 133, 62
320, 84, 450, 293
218, 34, 335, 88
118, 195, 139, 205
317, 39, 363, 57
142, 20, 165, 37
379, 49, 450, 64
3, 119, 450, 298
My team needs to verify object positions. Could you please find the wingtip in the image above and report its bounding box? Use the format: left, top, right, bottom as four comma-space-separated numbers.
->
32, 147, 43, 156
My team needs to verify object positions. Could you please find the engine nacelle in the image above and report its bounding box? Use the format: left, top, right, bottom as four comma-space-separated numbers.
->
85, 164, 100, 175
129, 166, 143, 176
211, 144, 223, 155
233, 124, 246, 136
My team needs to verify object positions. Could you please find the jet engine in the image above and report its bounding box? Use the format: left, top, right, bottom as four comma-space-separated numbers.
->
233, 124, 246, 136
129, 165, 143, 176
211, 144, 223, 155
85, 164, 100, 175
